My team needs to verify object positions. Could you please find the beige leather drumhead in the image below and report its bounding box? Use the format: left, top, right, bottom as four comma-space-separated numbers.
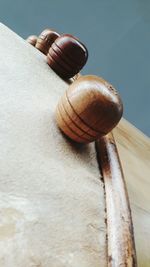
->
0, 24, 107, 267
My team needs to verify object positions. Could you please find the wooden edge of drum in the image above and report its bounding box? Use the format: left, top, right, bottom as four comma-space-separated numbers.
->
95, 132, 137, 267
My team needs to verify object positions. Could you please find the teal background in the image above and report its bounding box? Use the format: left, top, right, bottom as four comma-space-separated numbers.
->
0, 0, 150, 136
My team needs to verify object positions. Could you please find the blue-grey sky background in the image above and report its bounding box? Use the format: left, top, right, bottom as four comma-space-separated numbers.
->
0, 0, 149, 136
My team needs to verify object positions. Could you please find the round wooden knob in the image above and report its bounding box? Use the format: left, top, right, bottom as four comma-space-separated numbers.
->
47, 34, 88, 79
35, 29, 60, 55
55, 75, 123, 143
26, 35, 38, 46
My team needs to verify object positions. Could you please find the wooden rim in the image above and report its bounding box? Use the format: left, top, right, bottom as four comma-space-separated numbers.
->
95, 132, 137, 267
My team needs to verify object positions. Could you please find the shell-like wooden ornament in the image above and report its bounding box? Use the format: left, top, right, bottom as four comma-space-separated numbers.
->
36, 29, 60, 55
26, 35, 38, 46
47, 34, 88, 79
55, 75, 123, 143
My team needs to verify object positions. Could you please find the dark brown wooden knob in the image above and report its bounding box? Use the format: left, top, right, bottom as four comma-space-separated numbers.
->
55, 75, 123, 143
36, 29, 60, 55
26, 35, 38, 46
47, 34, 88, 79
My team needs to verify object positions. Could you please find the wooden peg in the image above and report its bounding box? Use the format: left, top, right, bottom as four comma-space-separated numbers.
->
36, 29, 60, 55
47, 34, 88, 79
26, 35, 38, 46
55, 75, 123, 143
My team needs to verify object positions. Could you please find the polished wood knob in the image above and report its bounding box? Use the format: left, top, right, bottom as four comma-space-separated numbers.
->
26, 35, 38, 46
36, 29, 60, 55
55, 75, 123, 143
47, 34, 88, 79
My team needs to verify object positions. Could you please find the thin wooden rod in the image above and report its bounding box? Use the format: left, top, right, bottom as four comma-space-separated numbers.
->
95, 132, 137, 267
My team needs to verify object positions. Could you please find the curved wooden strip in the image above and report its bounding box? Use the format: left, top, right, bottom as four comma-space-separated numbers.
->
95, 132, 137, 267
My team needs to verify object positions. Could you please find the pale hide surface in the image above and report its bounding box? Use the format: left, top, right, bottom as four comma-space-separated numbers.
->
0, 24, 107, 267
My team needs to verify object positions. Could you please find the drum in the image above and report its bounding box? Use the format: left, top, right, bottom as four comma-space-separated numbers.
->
0, 23, 149, 267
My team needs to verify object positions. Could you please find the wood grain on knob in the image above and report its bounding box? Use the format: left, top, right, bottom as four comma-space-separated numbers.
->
36, 29, 60, 55
47, 34, 88, 79
26, 35, 38, 46
55, 75, 123, 143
